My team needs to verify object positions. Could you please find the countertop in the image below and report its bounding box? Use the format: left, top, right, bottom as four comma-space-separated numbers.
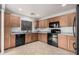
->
58, 33, 74, 36
11, 31, 50, 34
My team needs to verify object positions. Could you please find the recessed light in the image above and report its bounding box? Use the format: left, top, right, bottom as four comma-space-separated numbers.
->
18, 8, 22, 11
62, 4, 67, 7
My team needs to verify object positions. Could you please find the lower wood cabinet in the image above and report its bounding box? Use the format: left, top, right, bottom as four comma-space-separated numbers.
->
38, 33, 47, 43
10, 34, 15, 48
4, 27, 11, 49
25, 33, 32, 43
58, 35, 76, 52
25, 33, 38, 43
67, 36, 76, 52
58, 35, 68, 49
31, 33, 38, 42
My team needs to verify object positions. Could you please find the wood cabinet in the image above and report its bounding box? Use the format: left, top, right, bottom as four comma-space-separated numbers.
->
25, 33, 32, 43
49, 16, 60, 23
58, 35, 68, 49
58, 35, 76, 52
10, 34, 15, 48
4, 13, 20, 27
38, 20, 48, 28
31, 33, 38, 42
25, 33, 38, 43
67, 36, 76, 52
4, 13, 10, 27
38, 33, 47, 43
60, 13, 75, 27
4, 27, 11, 49
33, 20, 39, 28
10, 14, 20, 27
4, 13, 20, 49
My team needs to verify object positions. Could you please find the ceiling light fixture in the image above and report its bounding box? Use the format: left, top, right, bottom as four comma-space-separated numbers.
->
18, 8, 22, 11
62, 4, 67, 7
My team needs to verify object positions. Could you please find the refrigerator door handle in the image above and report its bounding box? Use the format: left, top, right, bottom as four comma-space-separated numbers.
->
73, 17, 76, 37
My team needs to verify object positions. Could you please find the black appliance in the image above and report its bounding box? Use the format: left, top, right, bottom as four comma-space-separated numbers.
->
49, 22, 60, 28
48, 21, 60, 47
76, 5, 79, 55
48, 29, 61, 47
16, 34, 25, 47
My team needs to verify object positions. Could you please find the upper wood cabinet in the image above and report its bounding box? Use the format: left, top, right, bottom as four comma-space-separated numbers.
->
4, 13, 10, 27
60, 13, 75, 27
49, 16, 60, 23
38, 20, 48, 28
4, 13, 20, 27
33, 20, 39, 28
10, 14, 20, 27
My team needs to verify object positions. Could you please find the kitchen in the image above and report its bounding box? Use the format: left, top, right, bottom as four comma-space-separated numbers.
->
3, 4, 78, 55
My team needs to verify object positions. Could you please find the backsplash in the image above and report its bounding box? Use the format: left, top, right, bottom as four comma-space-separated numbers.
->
61, 27, 74, 34
11, 27, 21, 32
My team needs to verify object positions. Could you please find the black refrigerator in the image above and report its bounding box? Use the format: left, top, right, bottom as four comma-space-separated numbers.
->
76, 5, 79, 55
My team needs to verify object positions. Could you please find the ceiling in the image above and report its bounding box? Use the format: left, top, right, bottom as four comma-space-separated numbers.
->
5, 4, 76, 19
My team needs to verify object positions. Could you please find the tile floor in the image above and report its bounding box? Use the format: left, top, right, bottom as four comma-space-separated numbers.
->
4, 41, 75, 55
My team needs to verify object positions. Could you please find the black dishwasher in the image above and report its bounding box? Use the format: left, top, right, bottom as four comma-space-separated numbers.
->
16, 34, 25, 47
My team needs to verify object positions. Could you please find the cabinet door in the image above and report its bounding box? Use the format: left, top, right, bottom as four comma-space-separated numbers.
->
68, 36, 75, 52
67, 13, 75, 26
4, 13, 10, 27
4, 27, 11, 49
60, 15, 68, 27
38, 33, 42, 41
38, 33, 47, 43
25, 33, 32, 43
10, 34, 15, 48
41, 33, 48, 43
58, 35, 68, 49
10, 15, 20, 27
38, 21, 42, 28
32, 33, 38, 42
49, 17, 60, 23
60, 13, 75, 27
44, 20, 49, 28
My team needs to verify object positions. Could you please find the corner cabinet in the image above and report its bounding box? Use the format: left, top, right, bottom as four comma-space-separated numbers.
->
25, 33, 38, 43
38, 20, 49, 28
38, 33, 48, 43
